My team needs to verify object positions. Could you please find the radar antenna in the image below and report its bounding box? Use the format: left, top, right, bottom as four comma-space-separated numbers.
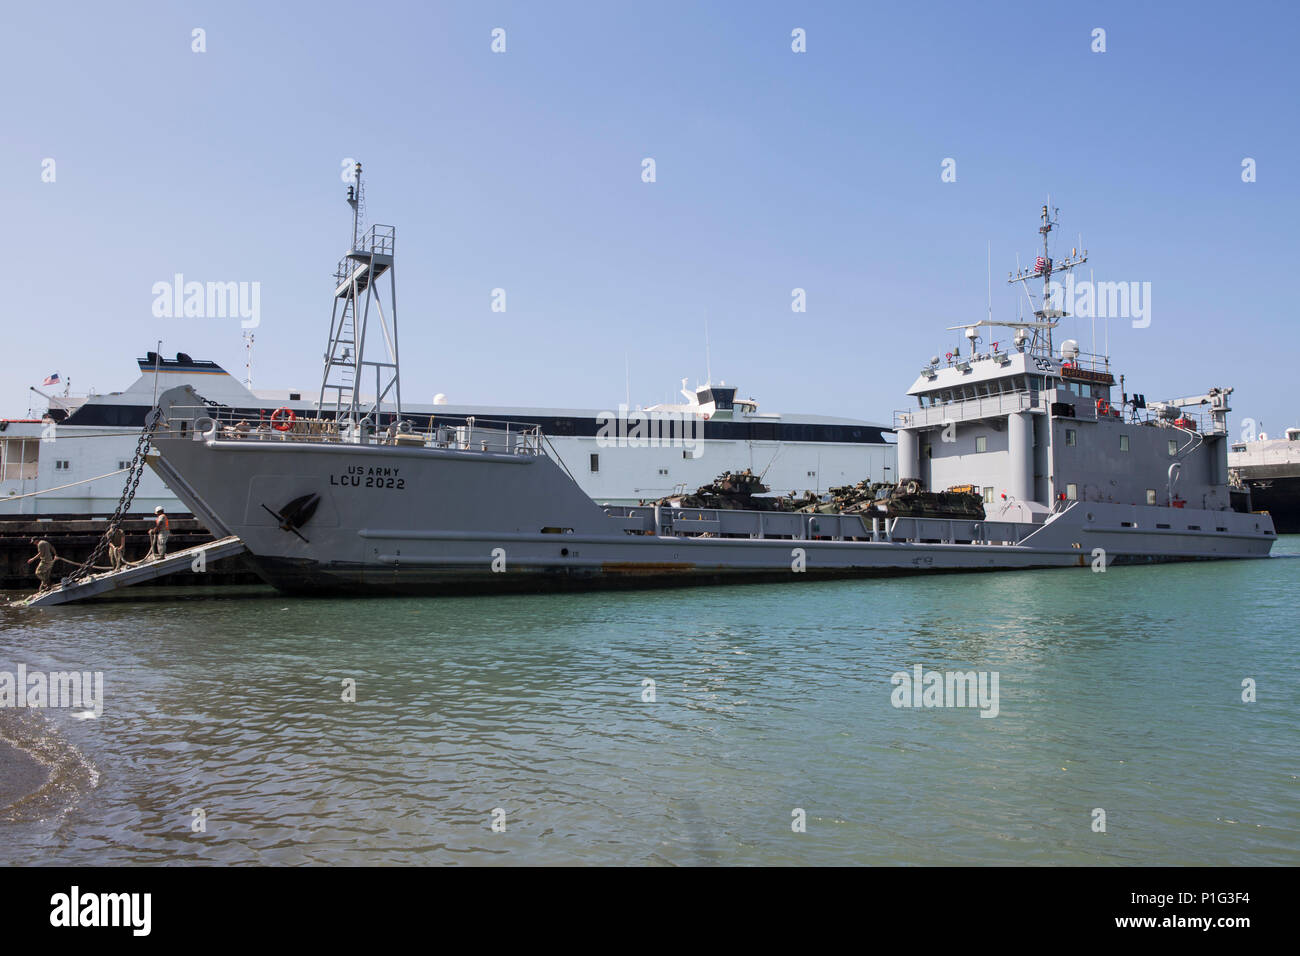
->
1006, 202, 1087, 354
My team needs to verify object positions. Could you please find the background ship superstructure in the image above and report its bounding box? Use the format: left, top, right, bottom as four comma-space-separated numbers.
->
1230, 427, 1300, 532
0, 356, 893, 514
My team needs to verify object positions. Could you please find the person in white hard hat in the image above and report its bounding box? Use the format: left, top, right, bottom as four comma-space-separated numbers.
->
149, 506, 171, 560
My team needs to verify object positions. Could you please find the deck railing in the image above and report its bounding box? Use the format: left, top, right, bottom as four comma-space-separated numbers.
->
896, 390, 1036, 429
157, 405, 547, 456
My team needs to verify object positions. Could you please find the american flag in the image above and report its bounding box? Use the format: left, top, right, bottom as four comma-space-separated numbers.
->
1034, 256, 1050, 274
42, 373, 59, 386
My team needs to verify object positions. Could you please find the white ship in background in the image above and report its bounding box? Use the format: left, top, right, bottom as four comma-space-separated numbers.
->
0, 356, 894, 515
2, 163, 895, 515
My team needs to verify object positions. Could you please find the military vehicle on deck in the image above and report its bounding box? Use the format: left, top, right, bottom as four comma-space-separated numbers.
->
657, 469, 795, 512
882, 481, 985, 520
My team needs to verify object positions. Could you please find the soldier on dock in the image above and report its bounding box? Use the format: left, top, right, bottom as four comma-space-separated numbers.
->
108, 526, 127, 570
26, 538, 57, 591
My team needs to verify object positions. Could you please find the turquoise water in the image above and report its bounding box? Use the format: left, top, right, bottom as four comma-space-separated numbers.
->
2, 541, 1297, 865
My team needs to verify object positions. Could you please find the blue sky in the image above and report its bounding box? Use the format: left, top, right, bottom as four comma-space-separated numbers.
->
2, 0, 1296, 434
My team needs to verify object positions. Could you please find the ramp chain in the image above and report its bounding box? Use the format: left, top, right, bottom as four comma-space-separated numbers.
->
59, 406, 163, 586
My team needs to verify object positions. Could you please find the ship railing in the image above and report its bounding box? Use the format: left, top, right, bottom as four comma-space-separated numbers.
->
1148, 406, 1226, 436
334, 225, 397, 282
156, 405, 548, 456
354, 224, 395, 257
896, 390, 1035, 429
602, 503, 1038, 546
941, 343, 1113, 376
1056, 349, 1113, 376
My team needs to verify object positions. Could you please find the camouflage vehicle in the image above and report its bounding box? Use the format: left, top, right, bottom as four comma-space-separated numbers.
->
658, 469, 794, 512
882, 480, 985, 520
794, 480, 891, 514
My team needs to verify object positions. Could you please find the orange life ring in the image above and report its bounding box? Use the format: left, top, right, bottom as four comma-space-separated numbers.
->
1096, 399, 1110, 417
270, 407, 296, 431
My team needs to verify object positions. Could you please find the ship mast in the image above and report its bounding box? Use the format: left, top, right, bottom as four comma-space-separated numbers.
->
317, 162, 401, 440
1007, 202, 1087, 355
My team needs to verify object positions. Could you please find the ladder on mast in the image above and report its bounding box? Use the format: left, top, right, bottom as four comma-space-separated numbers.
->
317, 161, 401, 439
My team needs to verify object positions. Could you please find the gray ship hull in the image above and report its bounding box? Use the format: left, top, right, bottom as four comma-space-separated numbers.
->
148, 427, 1276, 597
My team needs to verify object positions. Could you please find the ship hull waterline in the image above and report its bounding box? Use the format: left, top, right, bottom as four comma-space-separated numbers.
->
146, 430, 1276, 598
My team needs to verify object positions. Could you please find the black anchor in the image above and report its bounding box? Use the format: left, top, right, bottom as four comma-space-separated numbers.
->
260, 493, 321, 543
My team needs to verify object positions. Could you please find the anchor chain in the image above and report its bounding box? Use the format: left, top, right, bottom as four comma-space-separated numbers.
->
60, 406, 163, 585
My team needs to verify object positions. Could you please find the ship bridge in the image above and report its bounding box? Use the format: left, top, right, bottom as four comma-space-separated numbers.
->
890, 206, 1234, 517
893, 334, 1232, 517
897, 342, 1116, 431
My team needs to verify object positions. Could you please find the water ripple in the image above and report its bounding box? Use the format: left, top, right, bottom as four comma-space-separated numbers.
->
1, 538, 1297, 864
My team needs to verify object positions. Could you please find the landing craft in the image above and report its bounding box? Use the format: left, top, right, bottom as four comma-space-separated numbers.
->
134, 201, 1273, 598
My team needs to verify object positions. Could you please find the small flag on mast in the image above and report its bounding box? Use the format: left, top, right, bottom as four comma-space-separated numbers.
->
42, 373, 60, 386
1034, 256, 1050, 274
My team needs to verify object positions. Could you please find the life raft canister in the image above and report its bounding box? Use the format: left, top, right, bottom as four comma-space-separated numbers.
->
270, 407, 296, 432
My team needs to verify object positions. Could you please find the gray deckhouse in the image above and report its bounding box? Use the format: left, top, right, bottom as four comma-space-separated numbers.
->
895, 206, 1234, 521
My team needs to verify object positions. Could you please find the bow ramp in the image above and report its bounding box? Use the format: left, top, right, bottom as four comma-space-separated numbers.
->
16, 536, 247, 608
